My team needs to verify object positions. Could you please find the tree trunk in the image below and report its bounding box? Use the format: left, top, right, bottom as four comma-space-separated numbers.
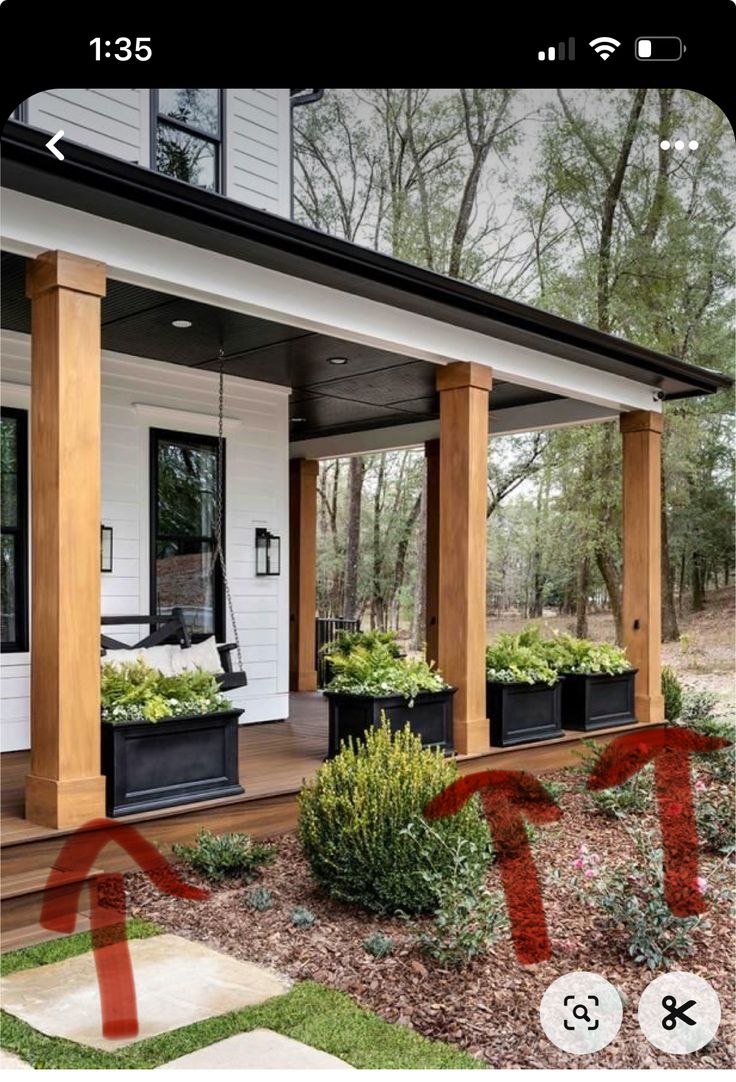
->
678, 551, 687, 614
575, 556, 590, 638
343, 456, 364, 621
691, 552, 706, 611
661, 470, 680, 641
596, 547, 624, 644
412, 476, 427, 650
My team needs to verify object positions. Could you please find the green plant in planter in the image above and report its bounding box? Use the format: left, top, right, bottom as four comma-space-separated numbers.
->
324, 628, 402, 658
101, 659, 231, 724
325, 641, 447, 704
299, 720, 491, 914
485, 631, 558, 685
542, 633, 631, 675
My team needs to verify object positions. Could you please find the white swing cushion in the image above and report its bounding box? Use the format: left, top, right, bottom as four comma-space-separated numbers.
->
173, 636, 224, 676
103, 644, 180, 677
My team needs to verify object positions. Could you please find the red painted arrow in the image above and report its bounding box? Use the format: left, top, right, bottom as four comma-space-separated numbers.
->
42, 819, 209, 1039
587, 728, 731, 916
425, 770, 561, 964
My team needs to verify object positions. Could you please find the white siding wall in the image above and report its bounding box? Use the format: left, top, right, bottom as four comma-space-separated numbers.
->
0, 330, 290, 752
25, 89, 290, 216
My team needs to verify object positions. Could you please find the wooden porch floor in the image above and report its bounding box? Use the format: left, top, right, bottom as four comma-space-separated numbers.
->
1, 692, 662, 861
1, 694, 662, 947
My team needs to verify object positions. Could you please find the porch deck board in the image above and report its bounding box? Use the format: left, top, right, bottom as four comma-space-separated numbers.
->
1, 692, 662, 893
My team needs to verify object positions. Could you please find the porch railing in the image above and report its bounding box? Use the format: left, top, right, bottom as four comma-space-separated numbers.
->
315, 616, 360, 688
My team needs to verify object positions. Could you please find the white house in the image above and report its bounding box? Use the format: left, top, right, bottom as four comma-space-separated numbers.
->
0, 87, 728, 834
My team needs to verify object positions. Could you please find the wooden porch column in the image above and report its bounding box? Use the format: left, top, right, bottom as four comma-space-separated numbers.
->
620, 410, 665, 723
437, 363, 492, 755
289, 458, 318, 691
424, 439, 439, 666
25, 250, 107, 829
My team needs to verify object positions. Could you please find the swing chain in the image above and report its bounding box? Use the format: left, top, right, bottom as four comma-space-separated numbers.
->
214, 353, 244, 673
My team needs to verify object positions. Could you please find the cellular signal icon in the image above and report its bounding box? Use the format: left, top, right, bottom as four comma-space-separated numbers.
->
538, 37, 576, 61
589, 36, 621, 59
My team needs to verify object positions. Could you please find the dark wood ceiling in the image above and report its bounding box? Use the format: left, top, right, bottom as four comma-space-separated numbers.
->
1, 252, 560, 440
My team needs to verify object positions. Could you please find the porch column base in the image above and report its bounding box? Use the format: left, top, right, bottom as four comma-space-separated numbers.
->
292, 671, 318, 692
25, 774, 107, 831
635, 693, 665, 724
453, 717, 490, 757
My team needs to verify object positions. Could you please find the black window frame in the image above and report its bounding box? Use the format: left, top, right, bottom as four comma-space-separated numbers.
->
1, 406, 29, 653
149, 427, 225, 643
150, 89, 224, 194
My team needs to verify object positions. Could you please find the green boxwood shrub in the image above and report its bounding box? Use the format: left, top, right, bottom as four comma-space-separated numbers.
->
298, 721, 491, 914
661, 665, 683, 721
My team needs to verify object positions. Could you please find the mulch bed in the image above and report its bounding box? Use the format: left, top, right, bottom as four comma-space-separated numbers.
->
124, 766, 735, 1069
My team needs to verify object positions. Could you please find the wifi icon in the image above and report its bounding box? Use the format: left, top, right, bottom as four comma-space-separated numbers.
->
589, 36, 621, 59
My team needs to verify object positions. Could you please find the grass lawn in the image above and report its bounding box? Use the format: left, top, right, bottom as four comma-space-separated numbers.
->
1, 922, 483, 1070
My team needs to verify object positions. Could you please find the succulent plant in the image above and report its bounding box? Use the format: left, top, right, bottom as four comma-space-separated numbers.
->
290, 905, 316, 929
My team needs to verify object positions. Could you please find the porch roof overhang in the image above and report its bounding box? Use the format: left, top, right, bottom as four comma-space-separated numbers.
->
1, 120, 731, 455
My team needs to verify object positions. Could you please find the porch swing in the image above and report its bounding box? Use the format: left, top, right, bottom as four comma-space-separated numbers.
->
101, 357, 247, 691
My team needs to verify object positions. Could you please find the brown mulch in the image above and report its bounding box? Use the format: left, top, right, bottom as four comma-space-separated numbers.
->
124, 771, 735, 1070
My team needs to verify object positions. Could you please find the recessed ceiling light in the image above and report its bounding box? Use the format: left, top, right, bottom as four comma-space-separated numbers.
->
171, 319, 192, 328
327, 356, 348, 365
292, 416, 306, 423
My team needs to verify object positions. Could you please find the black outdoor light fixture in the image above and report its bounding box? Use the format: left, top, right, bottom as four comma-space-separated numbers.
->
101, 525, 114, 573
255, 527, 281, 576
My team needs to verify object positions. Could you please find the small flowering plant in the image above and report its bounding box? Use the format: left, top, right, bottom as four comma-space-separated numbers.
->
571, 825, 703, 970
101, 659, 231, 723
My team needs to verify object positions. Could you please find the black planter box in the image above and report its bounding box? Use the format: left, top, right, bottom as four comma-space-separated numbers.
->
325, 688, 456, 758
487, 681, 563, 747
101, 708, 244, 816
560, 669, 637, 731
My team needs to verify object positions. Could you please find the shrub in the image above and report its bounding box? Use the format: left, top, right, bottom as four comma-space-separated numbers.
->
325, 641, 446, 703
572, 827, 702, 969
661, 666, 683, 721
101, 659, 230, 724
485, 631, 558, 685
324, 629, 402, 658
696, 786, 736, 856
412, 823, 506, 967
680, 688, 719, 725
676, 695, 735, 785
576, 739, 652, 818
246, 886, 274, 911
298, 721, 491, 914
363, 932, 395, 958
173, 829, 277, 883
291, 906, 316, 928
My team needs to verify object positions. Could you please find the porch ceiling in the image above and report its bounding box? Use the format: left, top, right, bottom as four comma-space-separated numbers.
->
1, 251, 561, 442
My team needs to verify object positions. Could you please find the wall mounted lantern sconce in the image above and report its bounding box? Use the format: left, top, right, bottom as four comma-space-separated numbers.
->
255, 527, 281, 576
101, 525, 114, 573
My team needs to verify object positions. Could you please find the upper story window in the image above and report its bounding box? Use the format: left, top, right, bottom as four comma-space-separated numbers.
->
1, 408, 29, 653
153, 89, 222, 192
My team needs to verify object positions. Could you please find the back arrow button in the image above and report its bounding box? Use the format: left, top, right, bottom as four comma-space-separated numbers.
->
45, 131, 65, 161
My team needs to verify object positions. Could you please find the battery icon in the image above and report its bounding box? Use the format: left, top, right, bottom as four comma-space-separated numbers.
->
635, 36, 685, 60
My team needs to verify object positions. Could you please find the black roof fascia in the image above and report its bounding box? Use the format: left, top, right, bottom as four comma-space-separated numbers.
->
1, 121, 731, 401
